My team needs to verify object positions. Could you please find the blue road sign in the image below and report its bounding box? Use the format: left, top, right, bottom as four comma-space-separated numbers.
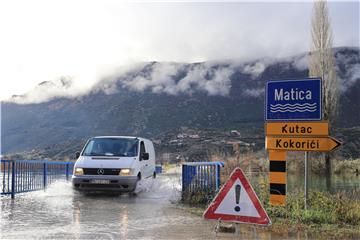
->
265, 78, 322, 121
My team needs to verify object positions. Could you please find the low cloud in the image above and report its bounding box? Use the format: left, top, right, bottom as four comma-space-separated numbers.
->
113, 62, 234, 96
7, 61, 236, 104
242, 62, 266, 79
8, 63, 146, 104
9, 77, 77, 104
291, 54, 309, 71
6, 47, 359, 104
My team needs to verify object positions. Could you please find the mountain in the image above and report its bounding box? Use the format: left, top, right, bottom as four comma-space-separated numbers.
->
1, 47, 360, 159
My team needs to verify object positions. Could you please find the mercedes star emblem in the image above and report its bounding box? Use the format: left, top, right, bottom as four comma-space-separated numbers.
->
97, 169, 104, 175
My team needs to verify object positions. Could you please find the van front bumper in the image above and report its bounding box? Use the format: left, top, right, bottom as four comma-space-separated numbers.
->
72, 175, 138, 192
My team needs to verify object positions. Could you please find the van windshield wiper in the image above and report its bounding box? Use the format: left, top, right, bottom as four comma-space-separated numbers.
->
87, 152, 105, 156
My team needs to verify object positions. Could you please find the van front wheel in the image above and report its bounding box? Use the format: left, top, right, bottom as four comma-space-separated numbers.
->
153, 172, 156, 179
134, 172, 141, 188
130, 173, 142, 195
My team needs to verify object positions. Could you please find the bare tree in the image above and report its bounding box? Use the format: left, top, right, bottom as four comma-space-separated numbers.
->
309, 0, 339, 191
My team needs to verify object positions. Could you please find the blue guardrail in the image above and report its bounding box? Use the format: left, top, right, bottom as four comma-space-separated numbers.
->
1, 160, 74, 198
182, 161, 224, 194
155, 165, 162, 174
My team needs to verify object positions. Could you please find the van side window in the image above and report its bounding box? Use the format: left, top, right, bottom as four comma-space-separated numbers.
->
140, 141, 146, 156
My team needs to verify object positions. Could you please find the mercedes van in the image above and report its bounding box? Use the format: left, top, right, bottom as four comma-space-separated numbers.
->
72, 136, 156, 192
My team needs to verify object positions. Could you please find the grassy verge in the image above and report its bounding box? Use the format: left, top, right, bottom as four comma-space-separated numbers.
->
181, 189, 360, 238
266, 191, 360, 238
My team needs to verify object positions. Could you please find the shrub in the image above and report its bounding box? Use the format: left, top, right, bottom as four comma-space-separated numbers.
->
181, 189, 217, 206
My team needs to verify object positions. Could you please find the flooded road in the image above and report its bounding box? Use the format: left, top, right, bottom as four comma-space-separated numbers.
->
2, 167, 359, 239
2, 169, 271, 240
1, 169, 206, 239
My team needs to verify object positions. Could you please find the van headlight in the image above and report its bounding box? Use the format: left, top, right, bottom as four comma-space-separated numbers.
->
74, 168, 84, 175
119, 168, 131, 176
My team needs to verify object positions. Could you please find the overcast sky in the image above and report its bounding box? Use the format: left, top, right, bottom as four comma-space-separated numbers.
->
0, 0, 358, 100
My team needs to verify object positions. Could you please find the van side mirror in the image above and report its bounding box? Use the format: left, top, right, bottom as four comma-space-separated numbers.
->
142, 152, 149, 160
75, 151, 80, 159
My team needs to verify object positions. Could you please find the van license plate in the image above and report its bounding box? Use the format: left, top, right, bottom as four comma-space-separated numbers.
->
91, 179, 110, 184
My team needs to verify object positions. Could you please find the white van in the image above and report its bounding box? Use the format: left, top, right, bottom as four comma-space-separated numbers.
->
72, 136, 156, 192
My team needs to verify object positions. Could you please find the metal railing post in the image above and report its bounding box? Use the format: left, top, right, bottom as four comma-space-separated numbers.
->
11, 160, 16, 199
66, 163, 70, 181
216, 164, 220, 191
43, 162, 47, 189
182, 164, 186, 192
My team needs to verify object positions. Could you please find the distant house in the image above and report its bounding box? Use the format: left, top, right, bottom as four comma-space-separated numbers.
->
189, 134, 200, 139
177, 134, 186, 139
230, 130, 241, 136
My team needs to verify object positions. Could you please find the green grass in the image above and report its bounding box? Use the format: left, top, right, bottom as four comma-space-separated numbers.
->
265, 191, 360, 226
181, 190, 217, 206
182, 184, 360, 238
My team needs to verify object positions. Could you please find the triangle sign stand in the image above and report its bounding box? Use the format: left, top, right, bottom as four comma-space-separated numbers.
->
203, 167, 271, 226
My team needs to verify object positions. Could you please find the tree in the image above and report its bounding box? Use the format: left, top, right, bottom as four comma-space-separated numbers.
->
309, 0, 339, 191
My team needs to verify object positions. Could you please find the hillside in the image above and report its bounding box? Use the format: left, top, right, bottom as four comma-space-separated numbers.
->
1, 47, 359, 159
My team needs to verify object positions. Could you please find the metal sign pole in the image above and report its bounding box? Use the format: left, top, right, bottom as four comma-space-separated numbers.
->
304, 151, 309, 209
235, 223, 240, 236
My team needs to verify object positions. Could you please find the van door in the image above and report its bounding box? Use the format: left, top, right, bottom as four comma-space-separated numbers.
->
139, 141, 151, 178
146, 141, 155, 176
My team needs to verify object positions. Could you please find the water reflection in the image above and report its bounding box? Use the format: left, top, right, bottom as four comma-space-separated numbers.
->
119, 208, 129, 239
247, 171, 360, 196
1, 173, 206, 239
287, 173, 360, 194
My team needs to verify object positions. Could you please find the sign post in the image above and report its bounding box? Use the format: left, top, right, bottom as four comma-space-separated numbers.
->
304, 151, 309, 209
268, 150, 286, 206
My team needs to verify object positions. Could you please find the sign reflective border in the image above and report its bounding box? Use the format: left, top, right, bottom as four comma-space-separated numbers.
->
203, 168, 271, 225
266, 136, 341, 152
265, 122, 329, 136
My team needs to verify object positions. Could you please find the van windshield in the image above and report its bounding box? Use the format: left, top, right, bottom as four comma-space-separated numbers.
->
82, 138, 139, 157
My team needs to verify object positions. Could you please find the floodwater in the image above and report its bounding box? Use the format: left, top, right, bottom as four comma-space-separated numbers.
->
245, 170, 360, 196
0, 169, 277, 240
288, 173, 360, 194
1, 168, 359, 240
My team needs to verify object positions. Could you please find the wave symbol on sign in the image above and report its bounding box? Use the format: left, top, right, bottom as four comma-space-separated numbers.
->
270, 103, 317, 113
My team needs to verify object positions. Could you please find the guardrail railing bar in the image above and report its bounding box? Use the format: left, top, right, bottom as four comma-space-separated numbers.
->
182, 161, 224, 196
1, 160, 74, 198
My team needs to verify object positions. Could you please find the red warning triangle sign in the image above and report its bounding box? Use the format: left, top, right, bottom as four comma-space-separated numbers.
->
203, 167, 271, 225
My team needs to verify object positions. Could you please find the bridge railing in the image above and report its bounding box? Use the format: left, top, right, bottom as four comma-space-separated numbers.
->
155, 165, 162, 174
182, 161, 224, 194
1, 160, 74, 198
